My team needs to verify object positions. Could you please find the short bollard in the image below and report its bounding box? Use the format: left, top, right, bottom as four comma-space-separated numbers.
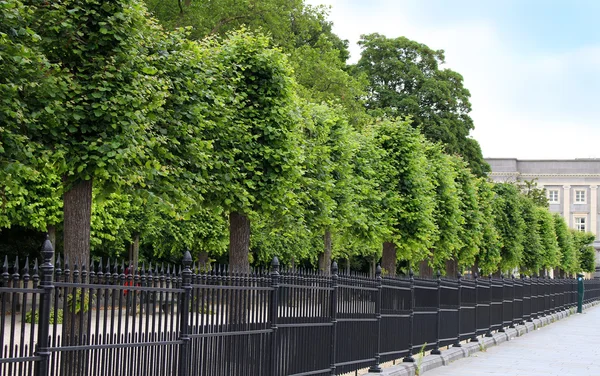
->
577, 273, 585, 313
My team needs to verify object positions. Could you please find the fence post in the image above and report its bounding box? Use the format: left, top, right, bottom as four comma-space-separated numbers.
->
178, 251, 192, 376
454, 272, 462, 347
510, 274, 516, 328
34, 235, 54, 376
485, 274, 493, 337
404, 269, 415, 362
470, 273, 478, 342
431, 270, 442, 355
499, 274, 505, 333
329, 262, 339, 376
270, 257, 280, 376
368, 264, 383, 373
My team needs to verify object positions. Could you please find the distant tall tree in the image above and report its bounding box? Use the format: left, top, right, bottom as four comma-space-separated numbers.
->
355, 33, 489, 176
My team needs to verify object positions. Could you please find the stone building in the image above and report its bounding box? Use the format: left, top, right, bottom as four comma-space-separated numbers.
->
486, 158, 600, 278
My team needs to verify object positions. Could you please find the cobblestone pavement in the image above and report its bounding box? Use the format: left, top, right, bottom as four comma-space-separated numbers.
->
425, 305, 600, 376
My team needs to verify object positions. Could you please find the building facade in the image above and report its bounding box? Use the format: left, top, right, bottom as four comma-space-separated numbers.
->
486, 158, 600, 278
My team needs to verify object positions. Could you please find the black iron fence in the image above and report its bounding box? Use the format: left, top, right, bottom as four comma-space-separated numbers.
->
2, 237, 600, 376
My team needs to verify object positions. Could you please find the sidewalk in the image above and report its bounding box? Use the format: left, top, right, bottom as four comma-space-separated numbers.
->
424, 305, 600, 376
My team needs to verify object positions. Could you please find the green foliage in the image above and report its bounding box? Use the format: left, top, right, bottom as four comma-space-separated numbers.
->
537, 208, 560, 270
519, 197, 542, 274
475, 179, 501, 275
375, 119, 436, 263
518, 179, 549, 207
492, 183, 525, 272
454, 158, 483, 270
67, 289, 93, 315
426, 144, 464, 270
0, 0, 65, 231
200, 30, 302, 219
25, 309, 63, 325
554, 213, 577, 275
571, 230, 596, 273
355, 33, 489, 176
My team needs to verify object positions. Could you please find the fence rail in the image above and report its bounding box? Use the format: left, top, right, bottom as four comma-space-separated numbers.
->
2, 238, 600, 376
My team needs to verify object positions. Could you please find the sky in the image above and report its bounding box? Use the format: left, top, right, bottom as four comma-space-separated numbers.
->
305, 0, 600, 159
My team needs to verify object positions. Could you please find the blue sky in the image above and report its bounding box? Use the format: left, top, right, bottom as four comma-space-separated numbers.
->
306, 0, 600, 159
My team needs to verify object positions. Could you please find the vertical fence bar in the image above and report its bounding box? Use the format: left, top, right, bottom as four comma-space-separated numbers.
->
34, 235, 54, 376
431, 271, 442, 355
404, 270, 415, 362
270, 257, 280, 376
329, 262, 338, 376
455, 272, 462, 347
368, 265, 383, 372
178, 251, 192, 376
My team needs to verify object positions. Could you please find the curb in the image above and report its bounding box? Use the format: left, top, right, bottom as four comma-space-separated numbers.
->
365, 301, 599, 376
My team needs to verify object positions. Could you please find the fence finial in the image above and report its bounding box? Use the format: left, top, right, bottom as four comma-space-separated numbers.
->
41, 233, 54, 263
183, 250, 192, 269
271, 256, 280, 274
332, 261, 339, 276
409, 268, 414, 278
436, 270, 441, 279
375, 264, 381, 278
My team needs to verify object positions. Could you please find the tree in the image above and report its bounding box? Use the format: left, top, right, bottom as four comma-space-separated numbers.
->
0, 0, 66, 245
536, 207, 560, 273
145, 0, 368, 127
423, 144, 463, 275
519, 179, 549, 207
355, 33, 489, 176
200, 30, 302, 274
475, 179, 501, 275
294, 102, 356, 274
554, 213, 577, 276
519, 197, 542, 275
454, 157, 483, 273
492, 183, 525, 273
375, 119, 436, 275
571, 230, 596, 274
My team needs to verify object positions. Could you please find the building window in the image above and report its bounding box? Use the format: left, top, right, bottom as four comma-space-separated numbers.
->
575, 189, 586, 203
548, 190, 559, 203
575, 217, 586, 232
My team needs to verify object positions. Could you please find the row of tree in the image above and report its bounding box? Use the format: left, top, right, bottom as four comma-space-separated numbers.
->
1, 0, 595, 277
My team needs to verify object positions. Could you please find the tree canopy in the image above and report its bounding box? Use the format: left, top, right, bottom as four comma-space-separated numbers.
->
355, 33, 489, 176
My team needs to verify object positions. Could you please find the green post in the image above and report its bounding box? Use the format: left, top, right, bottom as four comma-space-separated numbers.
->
577, 273, 585, 313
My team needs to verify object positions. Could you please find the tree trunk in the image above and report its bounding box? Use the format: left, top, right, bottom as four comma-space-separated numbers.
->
419, 259, 434, 278
63, 179, 92, 266
62, 178, 93, 374
318, 230, 332, 275
471, 262, 480, 278
229, 211, 250, 275
445, 259, 458, 278
345, 258, 350, 275
371, 258, 377, 278
128, 232, 140, 271
381, 242, 396, 277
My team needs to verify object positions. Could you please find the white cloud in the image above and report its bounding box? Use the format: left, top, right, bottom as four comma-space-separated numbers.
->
307, 0, 600, 159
